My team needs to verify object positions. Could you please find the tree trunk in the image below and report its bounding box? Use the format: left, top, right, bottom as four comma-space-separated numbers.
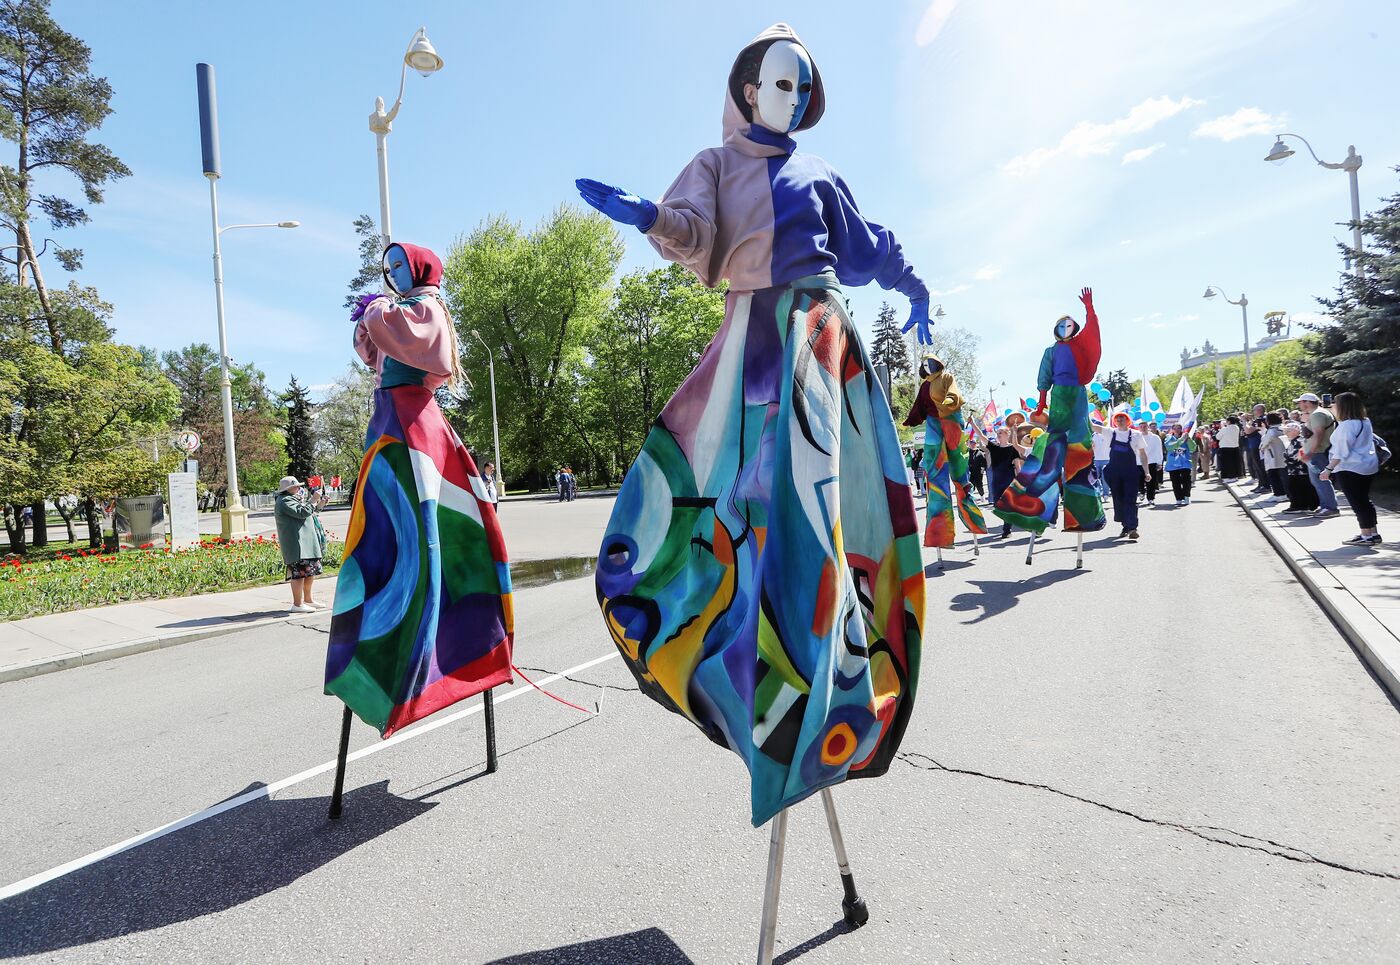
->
17, 220, 61, 355
83, 498, 103, 550
57, 503, 77, 542
5, 504, 27, 556
30, 499, 47, 549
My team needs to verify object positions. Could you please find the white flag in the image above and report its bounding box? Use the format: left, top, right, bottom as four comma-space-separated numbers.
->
1181, 383, 1205, 431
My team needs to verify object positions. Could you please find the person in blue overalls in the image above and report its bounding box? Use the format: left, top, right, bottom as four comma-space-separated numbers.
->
1102, 412, 1151, 540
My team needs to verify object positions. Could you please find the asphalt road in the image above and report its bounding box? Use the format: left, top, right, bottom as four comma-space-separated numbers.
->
2, 482, 1398, 963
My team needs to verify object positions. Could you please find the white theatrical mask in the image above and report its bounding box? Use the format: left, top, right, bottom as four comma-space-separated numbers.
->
753, 40, 813, 133
1055, 316, 1078, 339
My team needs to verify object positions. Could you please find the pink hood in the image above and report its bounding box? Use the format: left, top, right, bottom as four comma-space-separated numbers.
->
721, 23, 826, 146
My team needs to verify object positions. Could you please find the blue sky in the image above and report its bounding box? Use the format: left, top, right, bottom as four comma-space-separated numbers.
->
43, 0, 1400, 402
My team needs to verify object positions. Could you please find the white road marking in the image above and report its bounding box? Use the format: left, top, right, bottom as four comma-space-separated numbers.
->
0, 651, 620, 901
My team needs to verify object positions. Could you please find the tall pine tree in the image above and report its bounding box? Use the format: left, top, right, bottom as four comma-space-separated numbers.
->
343, 214, 382, 307
1299, 166, 1400, 454
868, 301, 912, 381
282, 376, 316, 481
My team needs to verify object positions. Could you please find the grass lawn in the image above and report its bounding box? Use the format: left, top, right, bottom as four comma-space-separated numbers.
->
0, 536, 343, 622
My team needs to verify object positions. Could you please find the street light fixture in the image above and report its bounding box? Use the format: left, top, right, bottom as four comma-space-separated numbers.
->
1264, 132, 1364, 275
368, 27, 444, 254
1202, 286, 1251, 380
198, 63, 300, 539
469, 330, 503, 495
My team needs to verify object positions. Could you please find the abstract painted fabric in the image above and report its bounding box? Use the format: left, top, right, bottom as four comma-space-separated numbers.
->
596, 274, 924, 826
327, 386, 513, 737
994, 383, 1106, 535
921, 411, 987, 547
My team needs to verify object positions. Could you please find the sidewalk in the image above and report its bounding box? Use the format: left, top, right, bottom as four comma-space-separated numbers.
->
1225, 479, 1400, 703
0, 579, 338, 684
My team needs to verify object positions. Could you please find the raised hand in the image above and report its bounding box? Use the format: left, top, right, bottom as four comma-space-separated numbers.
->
1080, 287, 1093, 309
575, 178, 658, 230
350, 292, 383, 322
900, 297, 934, 346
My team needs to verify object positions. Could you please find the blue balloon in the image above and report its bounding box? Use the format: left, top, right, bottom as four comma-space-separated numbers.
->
1003, 408, 1013, 416
1089, 381, 1104, 393
1154, 412, 1166, 423
1149, 401, 1161, 411
1097, 389, 1112, 401
1133, 396, 1142, 406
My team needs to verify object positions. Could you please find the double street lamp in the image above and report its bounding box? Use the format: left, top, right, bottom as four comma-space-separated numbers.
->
197, 63, 299, 538
1265, 133, 1364, 276
1201, 287, 1251, 380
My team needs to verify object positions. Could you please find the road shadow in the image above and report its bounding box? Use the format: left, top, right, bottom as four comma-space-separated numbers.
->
157, 610, 293, 629
948, 569, 1086, 625
925, 558, 976, 578
487, 927, 693, 963
0, 780, 432, 959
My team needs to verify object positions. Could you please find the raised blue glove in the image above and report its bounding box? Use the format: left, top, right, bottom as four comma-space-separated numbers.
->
575, 178, 658, 232
901, 297, 934, 346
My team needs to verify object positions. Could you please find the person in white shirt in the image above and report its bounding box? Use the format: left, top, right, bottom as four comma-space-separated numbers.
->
1091, 421, 1111, 497
1138, 423, 1165, 505
1215, 416, 1244, 479
1321, 392, 1382, 544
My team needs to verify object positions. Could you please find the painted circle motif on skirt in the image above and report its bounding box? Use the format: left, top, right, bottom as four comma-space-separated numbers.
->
820, 721, 858, 766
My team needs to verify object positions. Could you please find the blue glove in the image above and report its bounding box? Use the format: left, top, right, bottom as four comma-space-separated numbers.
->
575, 178, 658, 232
901, 297, 934, 346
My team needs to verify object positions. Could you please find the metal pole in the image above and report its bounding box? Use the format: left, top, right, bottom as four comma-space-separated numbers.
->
1076, 532, 1084, 570
935, 546, 943, 570
971, 529, 980, 557
1239, 295, 1251, 380
208, 176, 248, 538
1024, 533, 1035, 566
820, 788, 869, 928
756, 808, 789, 965
1347, 148, 1363, 277
488, 350, 502, 493
373, 98, 393, 253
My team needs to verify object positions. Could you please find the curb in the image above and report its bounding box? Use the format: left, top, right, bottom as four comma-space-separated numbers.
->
0, 612, 310, 685
1224, 481, 1400, 705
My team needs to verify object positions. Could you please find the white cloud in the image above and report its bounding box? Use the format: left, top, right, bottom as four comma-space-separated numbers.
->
1176, 313, 1201, 322
1121, 142, 1165, 164
915, 0, 961, 46
1119, 239, 1134, 246
973, 265, 1002, 281
930, 283, 971, 296
1193, 107, 1284, 142
1002, 95, 1203, 175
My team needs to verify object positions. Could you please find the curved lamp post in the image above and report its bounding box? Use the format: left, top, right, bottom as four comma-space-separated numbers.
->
368, 28, 444, 254
1265, 133, 1364, 275
1202, 286, 1250, 380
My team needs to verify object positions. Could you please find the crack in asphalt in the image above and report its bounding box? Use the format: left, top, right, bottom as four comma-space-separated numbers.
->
513, 664, 640, 694
897, 751, 1400, 882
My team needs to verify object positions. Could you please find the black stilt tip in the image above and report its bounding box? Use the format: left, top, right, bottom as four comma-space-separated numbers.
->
839, 872, 868, 928
842, 895, 869, 928
328, 801, 343, 820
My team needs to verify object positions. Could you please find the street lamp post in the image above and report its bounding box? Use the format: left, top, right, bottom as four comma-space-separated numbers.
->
1202, 286, 1251, 380
1265, 134, 1364, 276
198, 63, 299, 539
368, 28, 444, 252
469, 330, 503, 493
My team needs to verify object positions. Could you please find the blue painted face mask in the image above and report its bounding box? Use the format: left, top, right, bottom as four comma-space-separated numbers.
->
383, 244, 415, 295
755, 40, 814, 133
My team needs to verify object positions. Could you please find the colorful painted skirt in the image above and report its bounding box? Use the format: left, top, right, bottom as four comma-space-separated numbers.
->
922, 411, 987, 547
596, 273, 924, 826
326, 386, 513, 738
993, 382, 1106, 535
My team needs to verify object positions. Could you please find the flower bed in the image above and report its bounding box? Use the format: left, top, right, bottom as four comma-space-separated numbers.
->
0, 536, 344, 622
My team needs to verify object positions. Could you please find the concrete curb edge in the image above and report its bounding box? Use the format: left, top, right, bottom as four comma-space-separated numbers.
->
1225, 481, 1400, 705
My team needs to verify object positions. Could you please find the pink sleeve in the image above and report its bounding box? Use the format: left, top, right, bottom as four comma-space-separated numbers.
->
647, 152, 720, 287
358, 295, 455, 385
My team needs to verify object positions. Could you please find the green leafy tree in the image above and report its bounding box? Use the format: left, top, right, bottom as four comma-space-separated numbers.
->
1096, 368, 1133, 404
1299, 167, 1400, 453
891, 325, 981, 437
282, 375, 316, 481
579, 263, 725, 479
868, 301, 911, 381
1198, 341, 1307, 421
315, 363, 377, 489
344, 213, 382, 308
0, 0, 130, 352
443, 207, 623, 488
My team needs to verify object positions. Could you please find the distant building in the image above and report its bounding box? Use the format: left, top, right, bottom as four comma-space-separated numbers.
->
1177, 315, 1299, 371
